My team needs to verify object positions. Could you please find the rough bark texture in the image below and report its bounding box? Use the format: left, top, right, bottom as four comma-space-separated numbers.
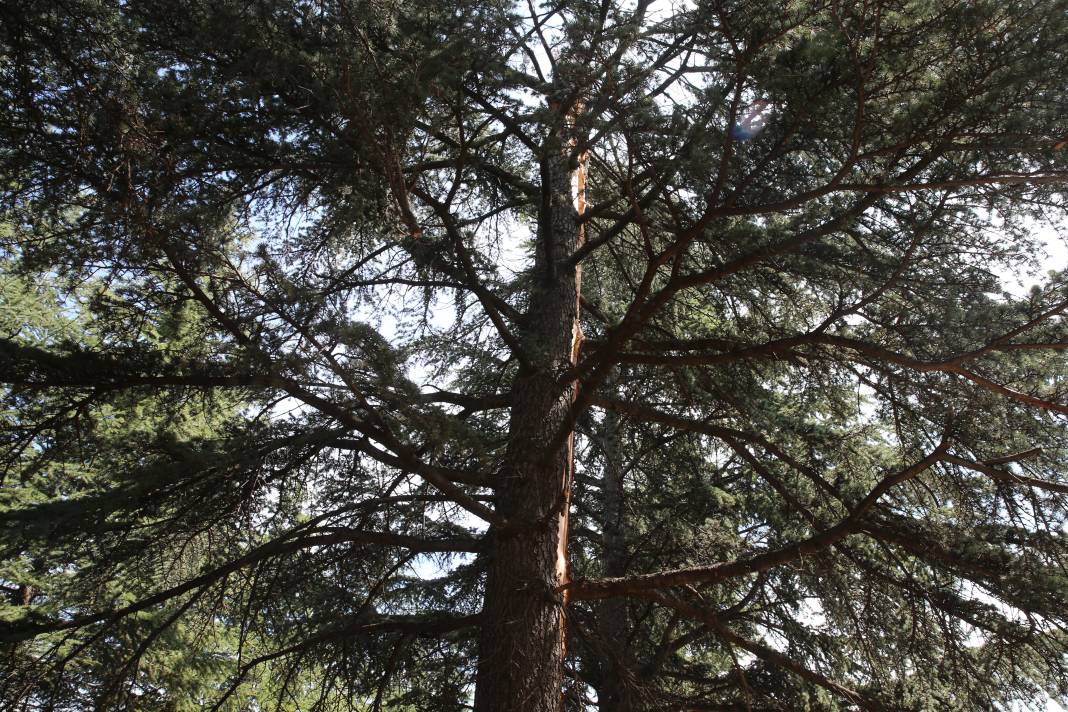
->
473, 132, 583, 712
595, 405, 639, 712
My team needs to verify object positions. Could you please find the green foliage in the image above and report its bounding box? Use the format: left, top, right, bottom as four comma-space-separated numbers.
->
2, 0, 1068, 710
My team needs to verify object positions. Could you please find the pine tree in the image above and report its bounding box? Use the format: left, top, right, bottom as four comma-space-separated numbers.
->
3, 1, 1068, 710
0, 260, 304, 709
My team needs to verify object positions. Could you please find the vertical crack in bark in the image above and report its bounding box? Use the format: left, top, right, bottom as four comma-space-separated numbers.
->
473, 99, 586, 712
557, 117, 588, 666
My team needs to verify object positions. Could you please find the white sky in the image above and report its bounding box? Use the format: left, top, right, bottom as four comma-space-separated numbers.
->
365, 2, 1068, 704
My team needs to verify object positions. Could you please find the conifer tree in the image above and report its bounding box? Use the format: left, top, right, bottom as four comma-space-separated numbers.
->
3, 1, 1068, 710
0, 261, 301, 709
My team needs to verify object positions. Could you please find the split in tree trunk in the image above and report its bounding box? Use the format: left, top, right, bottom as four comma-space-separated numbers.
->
473, 117, 585, 712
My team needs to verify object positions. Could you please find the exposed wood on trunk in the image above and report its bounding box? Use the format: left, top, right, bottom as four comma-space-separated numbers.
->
473, 112, 586, 712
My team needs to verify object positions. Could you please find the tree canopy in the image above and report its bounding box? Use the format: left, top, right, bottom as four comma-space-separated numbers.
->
2, 0, 1068, 710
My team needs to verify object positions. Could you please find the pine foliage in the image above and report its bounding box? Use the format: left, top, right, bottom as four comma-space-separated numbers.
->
2, 1, 1068, 710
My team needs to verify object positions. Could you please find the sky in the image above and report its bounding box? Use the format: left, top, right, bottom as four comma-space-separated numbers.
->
391, 2, 1068, 704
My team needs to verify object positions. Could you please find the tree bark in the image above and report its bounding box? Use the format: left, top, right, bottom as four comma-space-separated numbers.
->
473, 129, 584, 712
595, 404, 640, 712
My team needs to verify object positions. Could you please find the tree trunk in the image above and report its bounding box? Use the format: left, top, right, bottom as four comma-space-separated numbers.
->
474, 130, 583, 712
595, 403, 639, 712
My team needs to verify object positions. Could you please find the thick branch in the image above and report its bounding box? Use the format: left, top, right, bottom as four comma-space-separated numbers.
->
568, 444, 947, 600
